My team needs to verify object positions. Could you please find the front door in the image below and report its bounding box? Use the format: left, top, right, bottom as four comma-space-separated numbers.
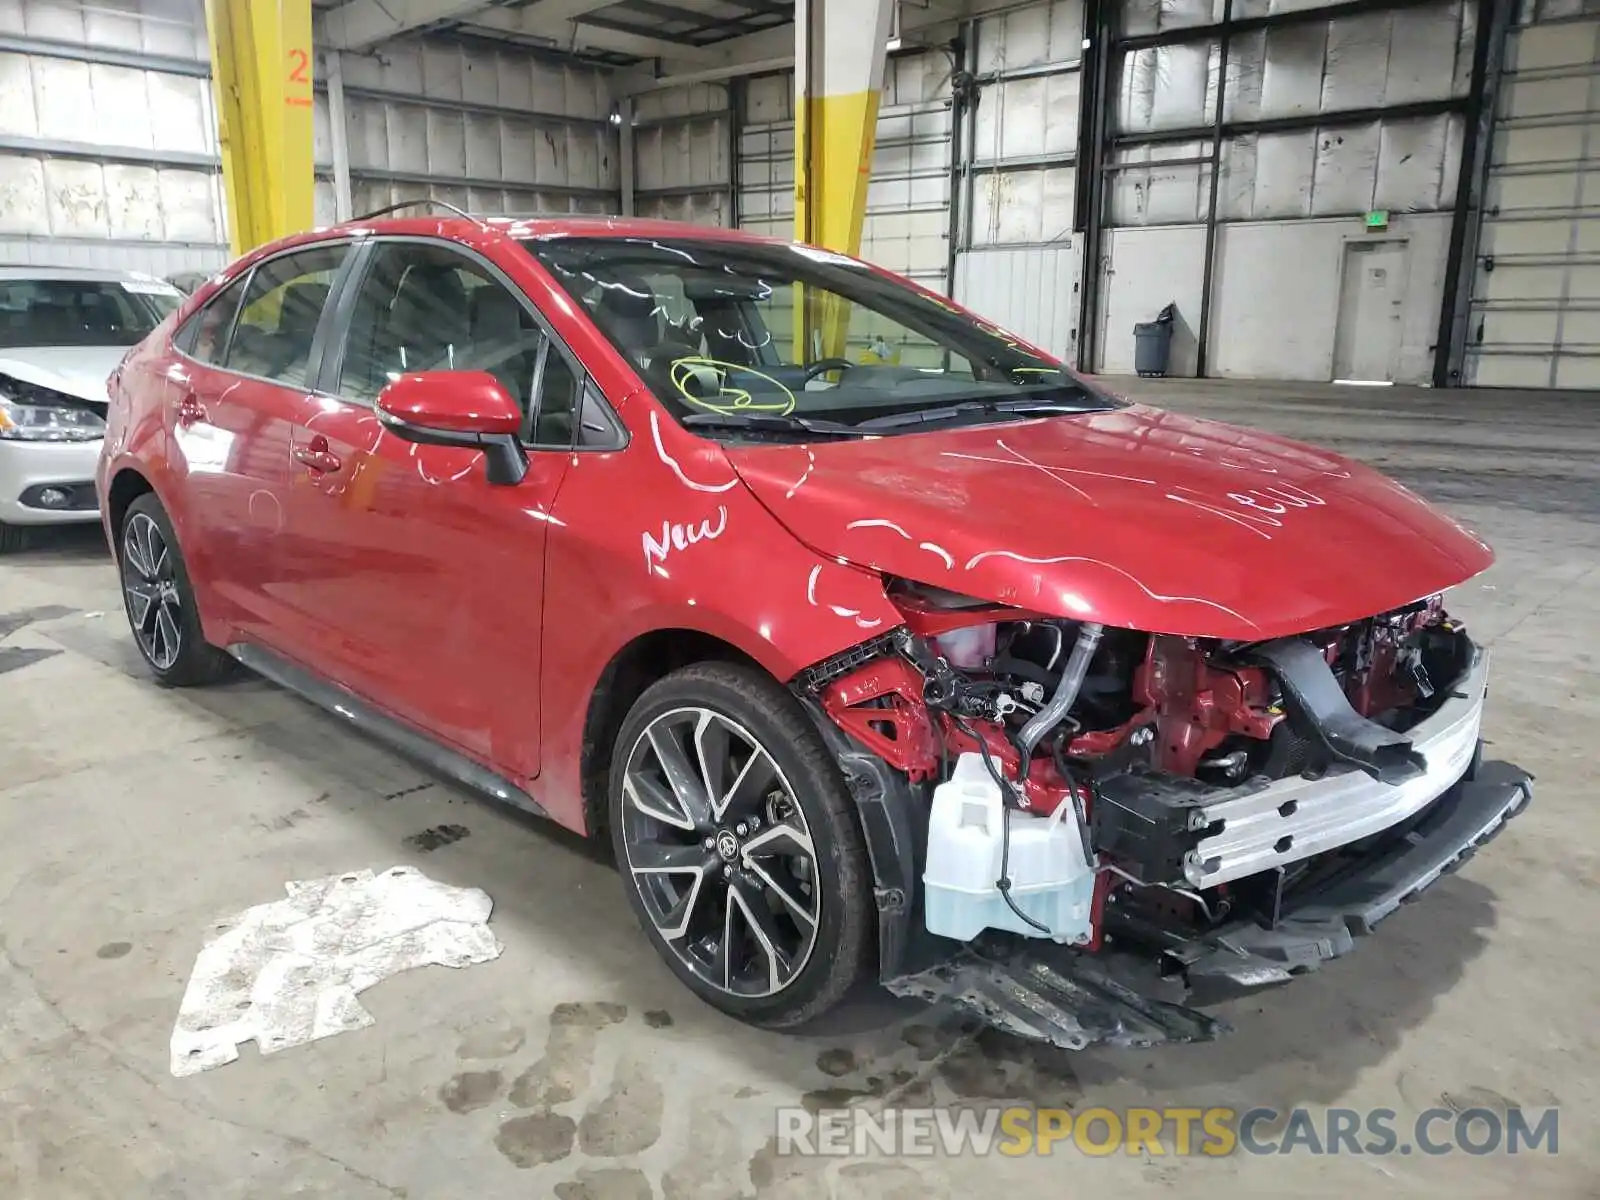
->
275, 239, 579, 775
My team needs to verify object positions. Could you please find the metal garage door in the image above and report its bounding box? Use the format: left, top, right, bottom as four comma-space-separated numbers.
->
1465, 4, 1600, 389
736, 54, 954, 293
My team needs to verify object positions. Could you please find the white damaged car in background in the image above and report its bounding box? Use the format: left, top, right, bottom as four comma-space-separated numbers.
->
0, 266, 182, 552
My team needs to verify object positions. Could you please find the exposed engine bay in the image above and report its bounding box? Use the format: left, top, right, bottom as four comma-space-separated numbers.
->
800, 579, 1532, 1049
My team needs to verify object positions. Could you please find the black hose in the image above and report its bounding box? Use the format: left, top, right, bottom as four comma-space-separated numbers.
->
955, 717, 1053, 936
1052, 730, 1097, 868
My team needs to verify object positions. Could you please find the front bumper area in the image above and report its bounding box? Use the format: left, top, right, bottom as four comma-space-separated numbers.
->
886, 757, 1531, 1050
0, 437, 103, 525
1185, 647, 1491, 888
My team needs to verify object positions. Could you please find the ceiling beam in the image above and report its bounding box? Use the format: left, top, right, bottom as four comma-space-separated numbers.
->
465, 3, 721, 61
618, 0, 988, 88
321, 0, 499, 50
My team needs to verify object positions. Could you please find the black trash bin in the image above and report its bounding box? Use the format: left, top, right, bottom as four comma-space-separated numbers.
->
1134, 302, 1176, 377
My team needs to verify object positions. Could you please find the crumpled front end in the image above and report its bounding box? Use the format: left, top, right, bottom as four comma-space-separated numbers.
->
798, 584, 1532, 1050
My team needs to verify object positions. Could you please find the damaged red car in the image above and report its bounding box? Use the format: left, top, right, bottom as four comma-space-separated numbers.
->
98, 210, 1531, 1048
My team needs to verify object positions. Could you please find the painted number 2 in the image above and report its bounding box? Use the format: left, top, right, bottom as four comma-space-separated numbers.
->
286, 48, 312, 107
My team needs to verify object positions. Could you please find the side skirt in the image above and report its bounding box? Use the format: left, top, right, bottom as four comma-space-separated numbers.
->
227, 642, 549, 820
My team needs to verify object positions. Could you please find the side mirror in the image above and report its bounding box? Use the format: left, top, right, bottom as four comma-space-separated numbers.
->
375, 371, 528, 485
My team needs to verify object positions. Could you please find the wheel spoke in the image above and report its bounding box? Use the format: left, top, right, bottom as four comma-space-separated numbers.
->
630, 839, 715, 875
719, 746, 779, 821
744, 857, 817, 929
693, 712, 732, 821
716, 891, 736, 991
124, 581, 157, 631
623, 769, 695, 831
646, 861, 714, 941
155, 602, 180, 667
151, 538, 170, 580
741, 818, 814, 861
138, 517, 161, 584
123, 521, 152, 579
648, 724, 712, 827
728, 878, 796, 993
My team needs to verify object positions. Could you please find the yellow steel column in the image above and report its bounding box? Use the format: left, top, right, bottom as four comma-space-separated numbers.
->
206, 0, 315, 256
793, 0, 894, 359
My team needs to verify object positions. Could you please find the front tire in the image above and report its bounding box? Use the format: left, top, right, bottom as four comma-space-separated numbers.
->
608, 662, 873, 1028
117, 493, 231, 687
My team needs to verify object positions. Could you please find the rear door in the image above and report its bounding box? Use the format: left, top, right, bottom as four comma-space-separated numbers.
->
275, 238, 585, 773
169, 242, 350, 640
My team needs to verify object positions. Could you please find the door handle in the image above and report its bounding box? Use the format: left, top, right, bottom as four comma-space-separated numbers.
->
177, 393, 207, 427
293, 435, 342, 474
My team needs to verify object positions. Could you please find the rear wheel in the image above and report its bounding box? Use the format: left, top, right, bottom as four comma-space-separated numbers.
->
608, 662, 873, 1027
117, 493, 231, 687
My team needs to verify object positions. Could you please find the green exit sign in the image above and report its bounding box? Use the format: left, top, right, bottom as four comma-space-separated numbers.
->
1365, 209, 1390, 230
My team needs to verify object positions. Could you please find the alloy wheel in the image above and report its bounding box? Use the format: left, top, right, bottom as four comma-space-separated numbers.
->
620, 707, 821, 998
122, 511, 183, 671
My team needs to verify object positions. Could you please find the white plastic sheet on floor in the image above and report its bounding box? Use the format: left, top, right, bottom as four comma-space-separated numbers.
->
169, 866, 502, 1077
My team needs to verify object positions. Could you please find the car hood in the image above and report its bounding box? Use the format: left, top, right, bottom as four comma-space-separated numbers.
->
723, 404, 1493, 641
0, 345, 127, 405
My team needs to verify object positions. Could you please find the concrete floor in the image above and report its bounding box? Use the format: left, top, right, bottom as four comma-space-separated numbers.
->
2, 379, 1596, 1198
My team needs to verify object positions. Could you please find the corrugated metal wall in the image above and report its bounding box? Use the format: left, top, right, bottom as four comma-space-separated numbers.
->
1097, 0, 1478, 382
630, 82, 732, 226
1464, 0, 1600, 389
736, 51, 955, 293
0, 0, 226, 276
320, 39, 619, 223
953, 0, 1084, 361
0, 0, 619, 278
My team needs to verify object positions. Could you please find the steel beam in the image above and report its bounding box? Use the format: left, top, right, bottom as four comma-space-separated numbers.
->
1112, 98, 1466, 148
0, 33, 209, 77
205, 0, 315, 256
1435, 0, 1513, 387
1116, 0, 1445, 51
466, 4, 718, 61
0, 134, 219, 171
794, 0, 895, 357
324, 51, 354, 222
321, 0, 497, 50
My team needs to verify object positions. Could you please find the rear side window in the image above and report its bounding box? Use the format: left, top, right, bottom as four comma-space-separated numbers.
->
221, 245, 347, 388
176, 276, 247, 363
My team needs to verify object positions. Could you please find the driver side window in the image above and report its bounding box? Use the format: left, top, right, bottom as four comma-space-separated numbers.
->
337, 243, 546, 418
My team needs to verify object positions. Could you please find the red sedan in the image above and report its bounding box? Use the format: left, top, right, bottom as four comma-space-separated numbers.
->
98, 211, 1530, 1048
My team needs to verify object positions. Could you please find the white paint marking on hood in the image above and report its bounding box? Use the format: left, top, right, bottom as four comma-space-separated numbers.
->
169, 866, 502, 1077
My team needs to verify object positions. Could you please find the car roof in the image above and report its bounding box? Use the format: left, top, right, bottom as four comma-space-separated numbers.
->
0, 264, 171, 284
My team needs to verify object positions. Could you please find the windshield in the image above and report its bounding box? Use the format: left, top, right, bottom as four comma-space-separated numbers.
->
520, 237, 1121, 436
0, 278, 176, 349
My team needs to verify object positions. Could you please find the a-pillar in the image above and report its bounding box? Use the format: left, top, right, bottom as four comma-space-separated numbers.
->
205, 0, 316, 256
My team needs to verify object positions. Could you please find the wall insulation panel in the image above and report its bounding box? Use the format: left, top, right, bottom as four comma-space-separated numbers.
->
0, 0, 226, 275
1465, 6, 1600, 389
330, 39, 619, 219
632, 81, 731, 227
1100, 0, 1478, 381
954, 0, 1084, 358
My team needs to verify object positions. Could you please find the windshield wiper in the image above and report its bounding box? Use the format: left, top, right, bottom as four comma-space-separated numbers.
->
853, 396, 1112, 431
681, 411, 862, 437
